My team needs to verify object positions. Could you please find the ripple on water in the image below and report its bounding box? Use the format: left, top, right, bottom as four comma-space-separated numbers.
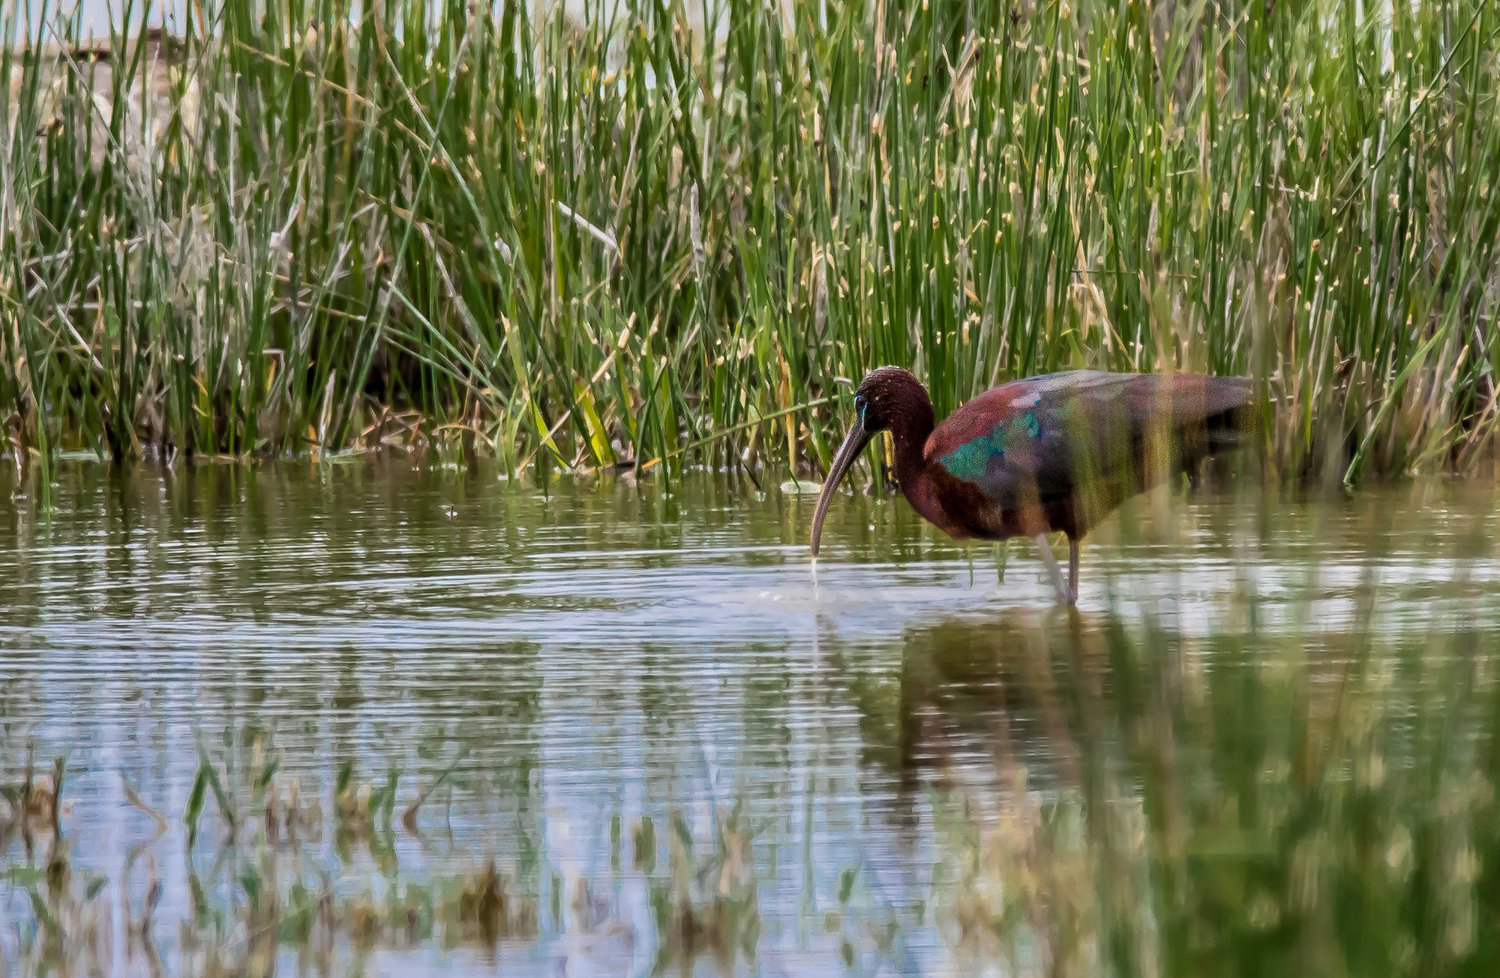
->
0, 465, 1495, 976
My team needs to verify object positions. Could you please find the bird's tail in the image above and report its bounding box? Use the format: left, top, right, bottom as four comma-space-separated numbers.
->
1200, 376, 1258, 452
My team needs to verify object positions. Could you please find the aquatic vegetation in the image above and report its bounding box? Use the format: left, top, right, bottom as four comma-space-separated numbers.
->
1, 0, 1496, 482
0, 752, 62, 840
649, 807, 761, 971
904, 609, 1500, 978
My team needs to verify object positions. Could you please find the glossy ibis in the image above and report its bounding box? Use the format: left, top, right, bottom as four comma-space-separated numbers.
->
809, 368, 1256, 604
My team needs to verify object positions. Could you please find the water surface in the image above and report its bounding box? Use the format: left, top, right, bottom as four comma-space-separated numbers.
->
1, 462, 1496, 975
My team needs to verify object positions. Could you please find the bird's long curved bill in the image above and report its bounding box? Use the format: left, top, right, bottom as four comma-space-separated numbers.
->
809, 420, 872, 557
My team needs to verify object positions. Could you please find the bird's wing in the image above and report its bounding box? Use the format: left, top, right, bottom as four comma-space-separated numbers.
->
924, 371, 1252, 509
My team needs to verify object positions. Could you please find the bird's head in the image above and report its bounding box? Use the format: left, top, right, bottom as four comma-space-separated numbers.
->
850, 366, 926, 434
809, 366, 926, 557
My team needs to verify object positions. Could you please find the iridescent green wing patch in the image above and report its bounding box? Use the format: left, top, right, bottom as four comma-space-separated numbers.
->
937, 410, 1043, 483
937, 437, 995, 481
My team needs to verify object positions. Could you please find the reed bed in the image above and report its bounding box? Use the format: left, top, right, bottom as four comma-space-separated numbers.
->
1, 0, 1497, 482
915, 608, 1500, 978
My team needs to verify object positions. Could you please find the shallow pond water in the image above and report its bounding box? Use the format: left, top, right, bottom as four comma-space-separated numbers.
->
1, 461, 1497, 976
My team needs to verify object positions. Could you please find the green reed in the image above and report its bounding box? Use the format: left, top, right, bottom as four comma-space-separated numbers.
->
1, 0, 1497, 482
909, 605, 1500, 978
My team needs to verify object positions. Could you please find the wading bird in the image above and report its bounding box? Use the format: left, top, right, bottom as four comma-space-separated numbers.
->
809, 367, 1256, 604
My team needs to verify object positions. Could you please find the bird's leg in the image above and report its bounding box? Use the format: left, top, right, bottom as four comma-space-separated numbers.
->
1067, 536, 1080, 604
1032, 533, 1072, 605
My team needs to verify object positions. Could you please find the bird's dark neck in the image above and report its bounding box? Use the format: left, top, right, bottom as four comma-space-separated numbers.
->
886, 393, 936, 490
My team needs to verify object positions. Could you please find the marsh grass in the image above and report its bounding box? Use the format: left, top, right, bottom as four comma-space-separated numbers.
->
0, 737, 767, 976
1, 0, 1498, 484
903, 608, 1500, 978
